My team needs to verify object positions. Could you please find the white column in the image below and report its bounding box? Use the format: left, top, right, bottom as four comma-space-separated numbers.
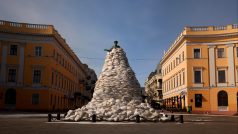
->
18, 44, 25, 85
0, 44, 7, 83
208, 45, 216, 87
227, 44, 235, 86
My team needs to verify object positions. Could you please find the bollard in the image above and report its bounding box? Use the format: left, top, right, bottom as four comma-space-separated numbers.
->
136, 115, 140, 123
92, 114, 96, 122
179, 115, 184, 123
170, 115, 175, 122
48, 114, 52, 122
57, 113, 60, 120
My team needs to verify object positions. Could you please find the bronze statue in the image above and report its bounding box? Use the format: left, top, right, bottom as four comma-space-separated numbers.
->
104, 41, 120, 52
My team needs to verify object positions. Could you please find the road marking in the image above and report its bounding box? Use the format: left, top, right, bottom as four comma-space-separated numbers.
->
194, 122, 205, 125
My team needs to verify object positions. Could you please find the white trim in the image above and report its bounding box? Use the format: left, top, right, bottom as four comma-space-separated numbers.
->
217, 83, 227, 87
193, 83, 204, 88
0, 44, 7, 83
208, 46, 216, 87
163, 87, 187, 98
18, 44, 25, 85
227, 44, 235, 86
189, 87, 209, 90
218, 106, 229, 111
186, 40, 238, 46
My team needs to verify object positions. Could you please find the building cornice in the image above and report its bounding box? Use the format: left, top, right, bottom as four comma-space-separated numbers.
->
0, 20, 89, 76
160, 24, 238, 65
186, 40, 238, 46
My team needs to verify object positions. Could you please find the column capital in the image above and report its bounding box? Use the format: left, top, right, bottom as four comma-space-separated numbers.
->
226, 43, 234, 47
18, 42, 26, 47
208, 45, 216, 49
0, 41, 10, 46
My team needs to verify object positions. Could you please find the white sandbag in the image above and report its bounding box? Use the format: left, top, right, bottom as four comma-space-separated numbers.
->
65, 46, 161, 121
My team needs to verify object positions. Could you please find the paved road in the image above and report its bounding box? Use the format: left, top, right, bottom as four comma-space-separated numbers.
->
0, 114, 237, 134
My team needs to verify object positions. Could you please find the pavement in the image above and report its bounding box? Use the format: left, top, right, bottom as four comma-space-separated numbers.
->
0, 113, 237, 134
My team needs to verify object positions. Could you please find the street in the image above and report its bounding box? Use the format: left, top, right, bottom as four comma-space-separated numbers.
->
0, 114, 237, 134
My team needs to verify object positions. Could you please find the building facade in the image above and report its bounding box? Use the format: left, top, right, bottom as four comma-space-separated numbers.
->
145, 64, 163, 109
0, 20, 97, 112
161, 24, 238, 114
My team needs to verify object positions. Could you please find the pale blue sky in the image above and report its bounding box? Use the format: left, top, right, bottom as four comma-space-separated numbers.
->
0, 0, 237, 86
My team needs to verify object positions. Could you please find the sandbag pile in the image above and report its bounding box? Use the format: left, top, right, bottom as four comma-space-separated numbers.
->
65, 46, 161, 121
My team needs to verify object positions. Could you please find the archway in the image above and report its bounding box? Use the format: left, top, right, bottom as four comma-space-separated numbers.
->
5, 89, 16, 109
217, 90, 228, 106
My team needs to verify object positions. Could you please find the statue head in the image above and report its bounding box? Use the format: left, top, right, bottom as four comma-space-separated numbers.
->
114, 40, 118, 45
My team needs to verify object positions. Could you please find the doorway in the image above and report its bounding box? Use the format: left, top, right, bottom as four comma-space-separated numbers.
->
5, 88, 16, 109
237, 92, 238, 112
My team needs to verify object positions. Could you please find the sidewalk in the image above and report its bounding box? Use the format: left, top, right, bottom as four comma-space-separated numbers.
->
161, 110, 238, 117
0, 111, 66, 118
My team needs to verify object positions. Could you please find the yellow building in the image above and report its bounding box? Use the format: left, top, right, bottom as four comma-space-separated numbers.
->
161, 24, 238, 115
0, 20, 97, 112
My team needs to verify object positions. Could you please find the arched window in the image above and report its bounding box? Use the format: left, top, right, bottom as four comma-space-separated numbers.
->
218, 91, 228, 106
5, 88, 16, 105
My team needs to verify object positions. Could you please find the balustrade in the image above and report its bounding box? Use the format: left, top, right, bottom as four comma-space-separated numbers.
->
214, 26, 227, 30
190, 27, 208, 31
232, 24, 238, 29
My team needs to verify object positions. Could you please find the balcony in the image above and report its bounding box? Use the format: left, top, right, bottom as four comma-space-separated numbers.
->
0, 20, 53, 35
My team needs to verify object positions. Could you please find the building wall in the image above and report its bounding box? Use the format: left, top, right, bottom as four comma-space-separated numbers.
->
144, 64, 163, 108
0, 20, 96, 111
161, 24, 238, 114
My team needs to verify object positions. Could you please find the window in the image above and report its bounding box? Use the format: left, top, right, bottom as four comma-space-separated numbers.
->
35, 46, 42, 56
194, 69, 202, 83
8, 69, 16, 82
32, 94, 39, 105
158, 69, 161, 74
179, 54, 181, 63
182, 51, 184, 61
50, 94, 52, 105
173, 77, 175, 88
33, 69, 41, 84
183, 71, 185, 85
218, 70, 226, 83
158, 79, 162, 88
236, 47, 238, 57
53, 50, 55, 58
194, 48, 201, 59
195, 94, 202, 107
176, 75, 179, 87
218, 91, 228, 106
10, 45, 17, 55
179, 73, 182, 86
176, 57, 179, 66
217, 48, 225, 58
51, 72, 54, 85
56, 53, 59, 61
